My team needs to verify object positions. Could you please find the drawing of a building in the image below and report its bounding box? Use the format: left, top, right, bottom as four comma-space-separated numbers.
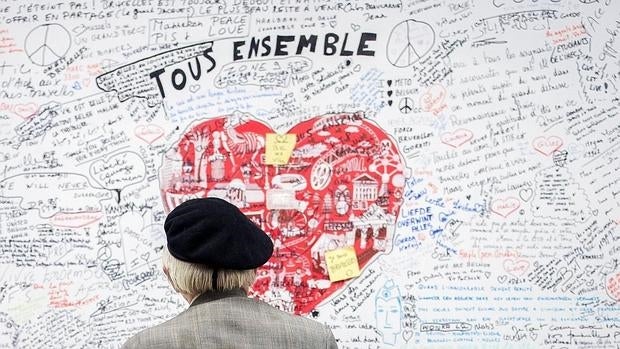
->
352, 174, 378, 210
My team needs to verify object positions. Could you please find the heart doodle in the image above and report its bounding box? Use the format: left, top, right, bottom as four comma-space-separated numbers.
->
12, 103, 39, 119
503, 258, 530, 277
402, 329, 413, 342
518, 188, 533, 201
552, 149, 568, 167
135, 124, 165, 144
441, 128, 473, 148
159, 112, 407, 314
490, 197, 520, 218
532, 136, 563, 156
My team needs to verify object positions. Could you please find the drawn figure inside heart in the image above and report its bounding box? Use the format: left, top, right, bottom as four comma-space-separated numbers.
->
159, 112, 408, 314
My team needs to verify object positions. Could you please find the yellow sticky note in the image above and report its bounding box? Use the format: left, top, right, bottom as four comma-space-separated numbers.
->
325, 247, 360, 282
265, 133, 296, 165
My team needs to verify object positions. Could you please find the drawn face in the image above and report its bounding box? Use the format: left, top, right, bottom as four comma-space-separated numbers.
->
376, 296, 402, 332
375, 279, 403, 345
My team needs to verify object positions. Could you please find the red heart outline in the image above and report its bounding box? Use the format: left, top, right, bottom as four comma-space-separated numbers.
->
440, 128, 473, 148
532, 136, 563, 156
502, 258, 530, 277
490, 197, 520, 218
135, 124, 165, 144
12, 103, 39, 119
159, 112, 407, 314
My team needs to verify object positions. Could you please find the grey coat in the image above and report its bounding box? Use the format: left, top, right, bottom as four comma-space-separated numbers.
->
121, 289, 338, 349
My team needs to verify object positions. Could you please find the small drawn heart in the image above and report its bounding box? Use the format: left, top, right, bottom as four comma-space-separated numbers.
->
135, 124, 165, 144
387, 90, 393, 97
141, 252, 150, 261
388, 100, 393, 106
491, 197, 520, 218
387, 80, 393, 87
402, 330, 413, 342
441, 129, 474, 148
497, 275, 507, 283
329, 21, 337, 28
353, 64, 361, 72
518, 188, 533, 201
12, 103, 39, 119
552, 149, 568, 167
189, 84, 200, 93
351, 23, 361, 31
503, 258, 530, 277
592, 209, 598, 216
532, 136, 563, 156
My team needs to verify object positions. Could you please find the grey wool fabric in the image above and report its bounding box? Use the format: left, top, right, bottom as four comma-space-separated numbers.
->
121, 289, 338, 349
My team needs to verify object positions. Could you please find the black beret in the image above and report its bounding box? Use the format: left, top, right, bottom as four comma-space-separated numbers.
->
164, 198, 273, 269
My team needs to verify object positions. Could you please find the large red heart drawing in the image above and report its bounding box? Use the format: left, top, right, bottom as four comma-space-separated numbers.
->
159, 112, 406, 314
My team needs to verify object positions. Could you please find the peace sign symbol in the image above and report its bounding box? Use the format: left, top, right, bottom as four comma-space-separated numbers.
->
399, 97, 414, 114
24, 24, 71, 66
386, 20, 435, 67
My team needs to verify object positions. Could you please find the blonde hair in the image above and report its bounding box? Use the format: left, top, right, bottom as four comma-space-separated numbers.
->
162, 247, 256, 295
